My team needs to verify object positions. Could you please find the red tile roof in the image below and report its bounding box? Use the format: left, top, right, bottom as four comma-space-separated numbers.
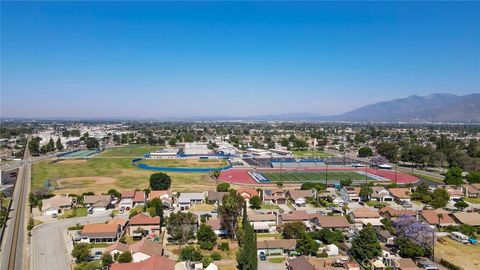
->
81, 223, 119, 238
351, 208, 381, 218
133, 191, 146, 203
121, 191, 136, 198
109, 255, 175, 270
420, 210, 456, 226
130, 213, 161, 226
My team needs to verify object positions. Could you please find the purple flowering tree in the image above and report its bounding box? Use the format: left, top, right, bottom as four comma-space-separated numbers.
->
370, 155, 388, 166
393, 215, 434, 249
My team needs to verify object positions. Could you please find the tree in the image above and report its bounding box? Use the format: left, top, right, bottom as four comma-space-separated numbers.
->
249, 195, 261, 209
216, 182, 230, 192
219, 189, 245, 240
466, 171, 480, 183
340, 178, 352, 187
454, 200, 469, 210
309, 229, 345, 244
101, 253, 113, 268
236, 203, 257, 270
282, 221, 306, 239
350, 224, 382, 262
117, 251, 133, 263
444, 166, 464, 186
84, 137, 99, 150
394, 215, 434, 251
55, 138, 64, 151
359, 185, 373, 201
212, 170, 221, 180
72, 243, 91, 263
276, 181, 284, 189
430, 188, 450, 209
376, 142, 399, 162
107, 189, 121, 198
197, 223, 217, 250
396, 237, 425, 258
296, 234, 320, 256
180, 246, 203, 261
358, 147, 373, 157
167, 212, 196, 246
149, 172, 172, 190
147, 197, 164, 226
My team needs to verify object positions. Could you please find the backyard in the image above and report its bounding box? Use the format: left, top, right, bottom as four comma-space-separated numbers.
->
435, 237, 480, 270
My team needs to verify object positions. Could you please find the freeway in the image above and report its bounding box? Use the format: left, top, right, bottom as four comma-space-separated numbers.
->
0, 136, 31, 270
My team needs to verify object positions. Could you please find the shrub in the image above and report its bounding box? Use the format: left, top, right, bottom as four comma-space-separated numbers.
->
210, 252, 222, 260
218, 242, 229, 251
440, 259, 464, 270
199, 241, 214, 250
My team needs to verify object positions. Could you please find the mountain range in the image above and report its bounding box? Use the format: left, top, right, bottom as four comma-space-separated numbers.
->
182, 93, 480, 123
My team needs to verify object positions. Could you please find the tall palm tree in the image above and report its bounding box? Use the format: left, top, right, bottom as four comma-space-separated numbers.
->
0, 192, 4, 210
276, 181, 284, 189
437, 213, 444, 226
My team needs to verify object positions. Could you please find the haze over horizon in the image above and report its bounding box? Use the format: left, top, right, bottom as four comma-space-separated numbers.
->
1, 2, 479, 118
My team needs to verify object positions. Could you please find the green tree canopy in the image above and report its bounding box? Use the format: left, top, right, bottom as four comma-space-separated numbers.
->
466, 171, 480, 183
350, 224, 382, 262
117, 251, 133, 263
282, 221, 306, 239
71, 243, 91, 263
216, 182, 230, 192
358, 147, 373, 157
249, 195, 261, 209
180, 246, 203, 261
444, 166, 464, 186
149, 172, 172, 190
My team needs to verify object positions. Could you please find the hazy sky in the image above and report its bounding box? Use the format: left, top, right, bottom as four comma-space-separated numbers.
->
1, 2, 479, 118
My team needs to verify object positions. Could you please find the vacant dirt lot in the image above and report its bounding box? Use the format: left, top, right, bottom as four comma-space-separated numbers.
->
435, 237, 480, 270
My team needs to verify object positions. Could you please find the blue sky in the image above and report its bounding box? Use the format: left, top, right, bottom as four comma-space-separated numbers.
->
1, 2, 479, 118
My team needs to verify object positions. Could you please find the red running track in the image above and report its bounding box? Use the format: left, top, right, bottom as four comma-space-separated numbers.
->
218, 167, 418, 185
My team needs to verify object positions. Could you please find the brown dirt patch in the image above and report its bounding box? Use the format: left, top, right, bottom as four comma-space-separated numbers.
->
57, 159, 87, 164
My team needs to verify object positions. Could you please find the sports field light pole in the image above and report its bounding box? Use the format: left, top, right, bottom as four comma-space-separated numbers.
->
325, 162, 328, 186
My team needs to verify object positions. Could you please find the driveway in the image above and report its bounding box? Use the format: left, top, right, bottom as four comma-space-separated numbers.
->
258, 259, 287, 270
31, 211, 125, 270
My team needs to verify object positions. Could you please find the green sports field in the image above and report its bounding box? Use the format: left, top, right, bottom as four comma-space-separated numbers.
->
259, 171, 374, 182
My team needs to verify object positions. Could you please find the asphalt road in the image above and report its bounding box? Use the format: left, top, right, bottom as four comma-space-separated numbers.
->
31, 213, 115, 270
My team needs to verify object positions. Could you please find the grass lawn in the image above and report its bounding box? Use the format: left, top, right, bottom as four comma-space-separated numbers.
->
261, 203, 280, 210
435, 237, 480, 270
365, 201, 389, 207
189, 203, 216, 212
268, 257, 285, 263
292, 150, 333, 157
99, 145, 161, 158
257, 233, 281, 239
32, 145, 216, 195
465, 197, 480, 204
260, 171, 373, 182
59, 208, 88, 219
139, 158, 227, 168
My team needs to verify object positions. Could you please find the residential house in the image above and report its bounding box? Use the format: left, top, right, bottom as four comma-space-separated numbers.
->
263, 189, 287, 205
444, 186, 465, 202
340, 187, 361, 202
249, 213, 277, 233
287, 256, 352, 270
451, 212, 480, 227
205, 218, 228, 237
310, 215, 351, 231
379, 207, 416, 220
419, 209, 457, 228
206, 191, 227, 205
133, 191, 146, 206
178, 192, 205, 210
371, 187, 394, 202
462, 183, 480, 198
83, 195, 112, 212
109, 254, 175, 270
388, 188, 411, 203
394, 258, 421, 270
237, 188, 259, 202
376, 229, 395, 245
105, 238, 165, 262
41, 195, 73, 216
149, 190, 174, 208
129, 213, 161, 236
107, 218, 129, 234
278, 210, 311, 227
120, 191, 135, 210
257, 239, 296, 256
288, 189, 316, 206
349, 208, 382, 228
80, 223, 122, 243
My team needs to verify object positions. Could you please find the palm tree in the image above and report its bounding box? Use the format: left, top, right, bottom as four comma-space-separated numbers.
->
437, 213, 444, 226
359, 185, 373, 202
276, 181, 284, 189
0, 192, 4, 210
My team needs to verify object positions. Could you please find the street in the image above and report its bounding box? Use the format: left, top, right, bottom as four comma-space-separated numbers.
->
31, 212, 117, 270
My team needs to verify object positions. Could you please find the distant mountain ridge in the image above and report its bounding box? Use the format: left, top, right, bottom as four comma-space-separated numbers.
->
332, 93, 480, 123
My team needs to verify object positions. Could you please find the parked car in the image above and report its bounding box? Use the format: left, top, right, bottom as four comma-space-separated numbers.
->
469, 238, 478, 245
258, 252, 266, 261
358, 202, 365, 206
52, 213, 57, 218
